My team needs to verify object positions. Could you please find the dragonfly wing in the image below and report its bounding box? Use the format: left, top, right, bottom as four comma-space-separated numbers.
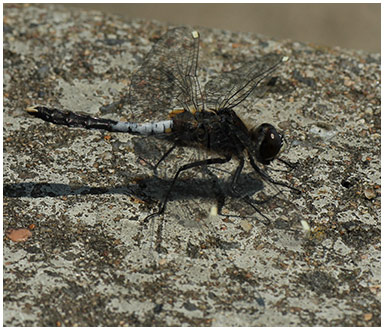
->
128, 27, 203, 122
204, 54, 285, 111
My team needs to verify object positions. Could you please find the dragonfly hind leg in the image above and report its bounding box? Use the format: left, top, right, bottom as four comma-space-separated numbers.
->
143, 154, 232, 223
153, 144, 177, 175
142, 154, 232, 254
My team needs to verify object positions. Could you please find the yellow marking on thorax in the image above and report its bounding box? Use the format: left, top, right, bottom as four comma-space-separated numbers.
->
168, 105, 220, 119
168, 108, 185, 118
189, 105, 198, 114
168, 105, 202, 117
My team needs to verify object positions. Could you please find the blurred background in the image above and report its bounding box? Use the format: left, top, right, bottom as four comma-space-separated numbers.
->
64, 3, 380, 52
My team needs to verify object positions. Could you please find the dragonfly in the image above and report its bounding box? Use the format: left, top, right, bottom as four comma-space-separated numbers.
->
26, 27, 299, 222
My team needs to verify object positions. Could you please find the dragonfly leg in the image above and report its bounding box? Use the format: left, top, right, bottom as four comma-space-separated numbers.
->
229, 157, 245, 196
153, 144, 177, 175
144, 154, 232, 222
249, 155, 301, 194
277, 157, 297, 169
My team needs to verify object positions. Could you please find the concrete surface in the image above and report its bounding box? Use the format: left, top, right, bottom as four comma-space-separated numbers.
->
3, 4, 380, 326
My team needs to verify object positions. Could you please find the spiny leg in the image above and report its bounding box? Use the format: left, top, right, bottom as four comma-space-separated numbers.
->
249, 155, 301, 194
265, 158, 298, 175
277, 157, 297, 169
212, 163, 281, 225
229, 156, 245, 195
144, 155, 232, 253
144, 154, 232, 223
240, 191, 284, 226
194, 159, 243, 216
153, 144, 177, 175
201, 160, 270, 220
137, 144, 178, 176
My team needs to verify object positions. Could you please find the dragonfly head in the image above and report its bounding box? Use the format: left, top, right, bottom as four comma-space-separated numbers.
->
250, 123, 285, 165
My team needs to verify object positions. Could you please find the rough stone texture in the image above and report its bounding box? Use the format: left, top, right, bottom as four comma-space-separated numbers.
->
4, 4, 380, 327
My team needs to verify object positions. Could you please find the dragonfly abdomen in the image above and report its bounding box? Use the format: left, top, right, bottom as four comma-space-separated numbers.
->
26, 106, 173, 136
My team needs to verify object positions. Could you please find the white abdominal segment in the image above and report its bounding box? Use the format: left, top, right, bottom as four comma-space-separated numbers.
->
111, 119, 174, 135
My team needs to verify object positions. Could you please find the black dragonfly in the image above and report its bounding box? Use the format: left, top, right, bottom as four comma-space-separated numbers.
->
27, 27, 299, 222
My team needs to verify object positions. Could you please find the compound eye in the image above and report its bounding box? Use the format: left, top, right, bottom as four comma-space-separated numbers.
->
253, 124, 283, 165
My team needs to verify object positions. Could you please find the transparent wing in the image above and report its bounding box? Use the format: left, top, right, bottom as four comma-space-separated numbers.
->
128, 27, 203, 122
203, 54, 285, 111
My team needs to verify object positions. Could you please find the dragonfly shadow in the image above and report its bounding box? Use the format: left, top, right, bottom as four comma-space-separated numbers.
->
4, 173, 264, 206
3, 182, 130, 199
137, 172, 265, 209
